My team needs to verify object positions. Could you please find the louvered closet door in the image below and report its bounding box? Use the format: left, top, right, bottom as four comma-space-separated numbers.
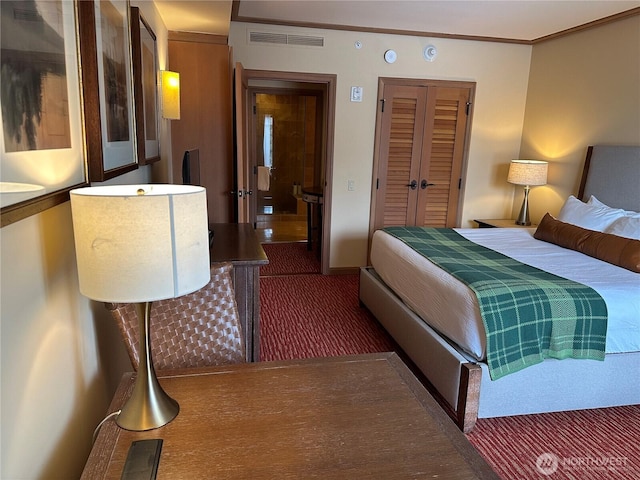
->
372, 80, 473, 233
374, 85, 427, 228
416, 86, 471, 227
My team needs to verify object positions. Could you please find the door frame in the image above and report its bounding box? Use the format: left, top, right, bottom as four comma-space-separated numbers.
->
239, 69, 336, 275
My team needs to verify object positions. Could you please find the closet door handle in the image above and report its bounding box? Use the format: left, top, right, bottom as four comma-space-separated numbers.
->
406, 180, 418, 190
421, 180, 435, 189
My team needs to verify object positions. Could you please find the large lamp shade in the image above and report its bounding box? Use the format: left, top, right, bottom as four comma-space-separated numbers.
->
70, 184, 210, 303
507, 160, 548, 187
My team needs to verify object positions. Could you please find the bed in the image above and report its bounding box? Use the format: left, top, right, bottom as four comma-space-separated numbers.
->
359, 145, 640, 432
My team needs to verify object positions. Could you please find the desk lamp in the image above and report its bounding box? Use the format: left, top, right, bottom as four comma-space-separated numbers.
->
507, 160, 548, 226
70, 184, 210, 430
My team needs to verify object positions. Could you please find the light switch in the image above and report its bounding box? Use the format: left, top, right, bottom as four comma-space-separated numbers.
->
350, 86, 363, 102
348, 180, 355, 191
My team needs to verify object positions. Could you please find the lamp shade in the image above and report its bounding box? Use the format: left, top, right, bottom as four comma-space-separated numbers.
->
507, 160, 548, 186
161, 70, 180, 120
70, 184, 210, 303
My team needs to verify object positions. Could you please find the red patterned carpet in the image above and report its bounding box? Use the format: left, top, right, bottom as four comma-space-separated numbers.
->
258, 243, 640, 479
260, 274, 396, 360
467, 406, 640, 479
260, 242, 320, 276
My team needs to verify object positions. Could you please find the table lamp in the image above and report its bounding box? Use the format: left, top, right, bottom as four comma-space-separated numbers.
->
507, 160, 548, 226
70, 184, 210, 430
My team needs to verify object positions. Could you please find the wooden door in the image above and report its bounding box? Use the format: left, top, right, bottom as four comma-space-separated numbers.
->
234, 62, 250, 223
415, 86, 471, 227
371, 79, 474, 234
373, 84, 428, 229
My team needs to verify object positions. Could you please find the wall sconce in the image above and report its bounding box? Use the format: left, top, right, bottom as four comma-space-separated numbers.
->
161, 70, 180, 120
507, 160, 548, 226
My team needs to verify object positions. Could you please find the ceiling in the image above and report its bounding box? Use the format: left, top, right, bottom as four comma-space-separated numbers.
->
154, 0, 640, 43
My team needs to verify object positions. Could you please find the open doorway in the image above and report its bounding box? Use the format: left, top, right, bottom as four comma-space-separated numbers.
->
253, 90, 323, 245
236, 69, 335, 275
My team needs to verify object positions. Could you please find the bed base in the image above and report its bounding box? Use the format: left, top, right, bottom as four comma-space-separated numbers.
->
359, 266, 640, 432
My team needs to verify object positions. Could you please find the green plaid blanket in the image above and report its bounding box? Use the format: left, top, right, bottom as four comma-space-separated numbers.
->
383, 227, 608, 380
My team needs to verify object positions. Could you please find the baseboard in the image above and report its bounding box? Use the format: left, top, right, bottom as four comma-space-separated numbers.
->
328, 267, 360, 275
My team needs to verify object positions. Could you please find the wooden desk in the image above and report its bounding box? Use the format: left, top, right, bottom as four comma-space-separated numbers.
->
82, 353, 498, 479
209, 223, 268, 362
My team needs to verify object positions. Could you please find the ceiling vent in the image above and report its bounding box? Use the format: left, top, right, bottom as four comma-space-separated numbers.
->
249, 31, 324, 48
249, 31, 288, 45
287, 35, 324, 47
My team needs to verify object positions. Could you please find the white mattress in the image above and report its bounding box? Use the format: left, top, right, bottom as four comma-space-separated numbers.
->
370, 228, 640, 360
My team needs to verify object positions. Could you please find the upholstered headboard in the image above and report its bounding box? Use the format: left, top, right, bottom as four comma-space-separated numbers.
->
578, 145, 640, 211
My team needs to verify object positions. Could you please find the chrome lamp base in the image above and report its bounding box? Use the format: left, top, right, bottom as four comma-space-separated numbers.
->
515, 185, 531, 226
116, 302, 179, 431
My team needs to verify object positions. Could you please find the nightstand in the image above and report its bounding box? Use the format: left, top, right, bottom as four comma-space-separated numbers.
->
474, 219, 537, 228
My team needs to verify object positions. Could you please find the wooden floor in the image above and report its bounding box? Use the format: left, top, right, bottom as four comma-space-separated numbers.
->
255, 215, 307, 244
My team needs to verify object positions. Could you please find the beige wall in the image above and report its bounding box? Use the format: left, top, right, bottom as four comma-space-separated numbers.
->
518, 14, 640, 222
0, 2, 169, 478
229, 22, 532, 268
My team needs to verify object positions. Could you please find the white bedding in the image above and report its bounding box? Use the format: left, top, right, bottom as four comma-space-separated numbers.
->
370, 228, 640, 360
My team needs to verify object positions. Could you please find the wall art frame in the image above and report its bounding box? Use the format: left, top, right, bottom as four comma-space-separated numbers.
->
0, 0, 88, 227
130, 6, 160, 165
78, 0, 138, 182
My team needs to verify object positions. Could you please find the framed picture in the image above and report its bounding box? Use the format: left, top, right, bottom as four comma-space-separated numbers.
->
0, 0, 88, 227
130, 6, 160, 165
78, 0, 138, 182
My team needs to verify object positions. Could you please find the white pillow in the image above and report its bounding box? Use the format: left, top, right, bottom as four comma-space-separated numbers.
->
588, 195, 640, 219
558, 195, 625, 231
604, 216, 640, 240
